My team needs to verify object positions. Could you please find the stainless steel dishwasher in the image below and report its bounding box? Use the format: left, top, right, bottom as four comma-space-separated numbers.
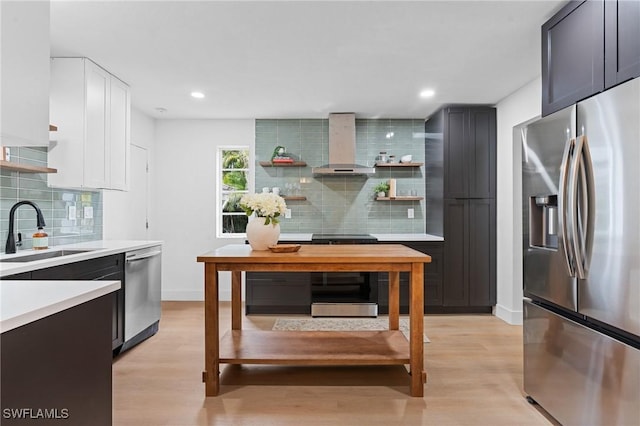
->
120, 245, 162, 353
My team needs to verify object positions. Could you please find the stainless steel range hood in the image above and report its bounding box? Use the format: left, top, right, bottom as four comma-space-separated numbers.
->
312, 113, 375, 176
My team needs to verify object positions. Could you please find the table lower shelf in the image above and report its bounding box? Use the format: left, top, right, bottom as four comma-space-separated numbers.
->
219, 330, 410, 365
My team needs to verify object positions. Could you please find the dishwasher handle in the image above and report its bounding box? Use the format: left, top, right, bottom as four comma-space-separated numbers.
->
126, 250, 162, 262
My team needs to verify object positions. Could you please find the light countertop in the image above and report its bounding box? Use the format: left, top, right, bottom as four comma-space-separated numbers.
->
372, 233, 443, 242
1, 280, 121, 333
0, 240, 163, 277
278, 233, 443, 242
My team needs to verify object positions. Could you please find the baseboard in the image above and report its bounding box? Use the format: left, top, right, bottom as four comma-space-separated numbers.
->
161, 289, 234, 301
495, 303, 523, 325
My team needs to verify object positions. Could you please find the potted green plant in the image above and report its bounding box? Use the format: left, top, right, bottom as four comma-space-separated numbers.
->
373, 181, 390, 198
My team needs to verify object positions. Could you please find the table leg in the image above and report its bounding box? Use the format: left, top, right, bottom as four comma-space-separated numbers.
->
203, 263, 220, 396
231, 271, 242, 330
409, 262, 425, 397
388, 271, 400, 330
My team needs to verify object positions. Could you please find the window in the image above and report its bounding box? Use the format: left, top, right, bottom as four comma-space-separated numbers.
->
217, 147, 250, 237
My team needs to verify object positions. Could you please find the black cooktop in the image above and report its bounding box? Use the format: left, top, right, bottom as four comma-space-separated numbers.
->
311, 234, 378, 244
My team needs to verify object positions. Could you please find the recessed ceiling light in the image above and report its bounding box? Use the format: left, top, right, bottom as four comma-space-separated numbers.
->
191, 91, 205, 99
419, 89, 435, 98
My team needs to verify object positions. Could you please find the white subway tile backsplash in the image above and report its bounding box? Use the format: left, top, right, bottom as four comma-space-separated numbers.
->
0, 147, 103, 252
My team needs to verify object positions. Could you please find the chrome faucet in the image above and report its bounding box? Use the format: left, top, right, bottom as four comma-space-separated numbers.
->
5, 201, 47, 254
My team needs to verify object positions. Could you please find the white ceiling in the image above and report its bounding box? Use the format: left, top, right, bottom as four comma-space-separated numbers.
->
50, 0, 566, 120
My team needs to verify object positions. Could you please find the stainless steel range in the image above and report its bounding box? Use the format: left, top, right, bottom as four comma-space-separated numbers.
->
310, 233, 378, 317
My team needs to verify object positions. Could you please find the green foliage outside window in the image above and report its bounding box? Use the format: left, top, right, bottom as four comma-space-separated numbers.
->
220, 149, 250, 235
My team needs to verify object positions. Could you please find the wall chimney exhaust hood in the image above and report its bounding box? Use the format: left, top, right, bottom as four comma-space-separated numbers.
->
312, 113, 375, 176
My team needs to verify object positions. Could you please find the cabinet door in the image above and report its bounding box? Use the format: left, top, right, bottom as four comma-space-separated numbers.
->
1, 295, 113, 426
245, 272, 311, 314
109, 77, 131, 191
84, 60, 110, 189
443, 107, 469, 199
424, 245, 444, 307
468, 199, 496, 306
49, 58, 86, 188
542, 0, 605, 116
605, 0, 640, 87
0, 1, 50, 147
103, 269, 125, 350
468, 108, 496, 199
443, 199, 468, 306
31, 255, 125, 351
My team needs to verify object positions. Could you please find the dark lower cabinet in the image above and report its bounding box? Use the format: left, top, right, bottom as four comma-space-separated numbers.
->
245, 271, 311, 315
27, 254, 125, 351
377, 241, 444, 314
443, 199, 495, 312
1, 294, 113, 426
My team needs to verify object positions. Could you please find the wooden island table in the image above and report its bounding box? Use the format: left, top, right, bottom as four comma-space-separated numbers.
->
196, 243, 431, 397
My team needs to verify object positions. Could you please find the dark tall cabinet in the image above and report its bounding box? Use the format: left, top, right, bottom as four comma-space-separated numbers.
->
542, 0, 640, 116
426, 105, 496, 312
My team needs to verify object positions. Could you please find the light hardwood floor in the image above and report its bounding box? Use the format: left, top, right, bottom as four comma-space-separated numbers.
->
113, 302, 556, 425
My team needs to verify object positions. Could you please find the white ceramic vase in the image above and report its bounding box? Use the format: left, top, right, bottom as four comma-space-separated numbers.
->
246, 216, 280, 250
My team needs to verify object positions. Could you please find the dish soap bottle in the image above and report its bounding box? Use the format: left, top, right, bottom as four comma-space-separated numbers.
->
32, 227, 48, 250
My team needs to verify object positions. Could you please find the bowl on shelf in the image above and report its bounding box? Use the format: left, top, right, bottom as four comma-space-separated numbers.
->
400, 155, 413, 163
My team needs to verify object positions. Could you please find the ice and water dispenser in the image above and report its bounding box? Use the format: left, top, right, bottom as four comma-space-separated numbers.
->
529, 195, 558, 249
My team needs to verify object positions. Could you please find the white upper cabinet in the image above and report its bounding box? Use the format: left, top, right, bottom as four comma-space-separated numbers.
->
49, 58, 130, 191
108, 77, 131, 191
0, 1, 50, 147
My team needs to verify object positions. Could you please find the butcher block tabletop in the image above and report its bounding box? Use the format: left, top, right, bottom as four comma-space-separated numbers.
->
197, 243, 431, 264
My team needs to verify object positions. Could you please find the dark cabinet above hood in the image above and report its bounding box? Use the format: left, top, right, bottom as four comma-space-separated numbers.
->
312, 113, 375, 176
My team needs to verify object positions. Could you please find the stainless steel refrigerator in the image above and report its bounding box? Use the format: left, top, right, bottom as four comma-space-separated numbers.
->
522, 77, 640, 425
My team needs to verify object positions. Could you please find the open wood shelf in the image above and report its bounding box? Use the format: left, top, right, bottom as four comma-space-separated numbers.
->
259, 161, 307, 167
376, 196, 423, 201
375, 162, 423, 167
282, 196, 307, 201
0, 160, 57, 174
219, 330, 410, 365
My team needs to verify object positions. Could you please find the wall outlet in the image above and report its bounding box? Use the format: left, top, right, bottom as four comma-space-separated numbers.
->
408, 208, 414, 219
285, 208, 292, 219
68, 205, 76, 220
84, 206, 94, 219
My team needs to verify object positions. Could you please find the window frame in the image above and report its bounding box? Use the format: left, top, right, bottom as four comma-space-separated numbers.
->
216, 145, 252, 238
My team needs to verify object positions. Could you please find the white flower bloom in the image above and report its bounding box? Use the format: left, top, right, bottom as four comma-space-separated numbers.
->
239, 193, 287, 224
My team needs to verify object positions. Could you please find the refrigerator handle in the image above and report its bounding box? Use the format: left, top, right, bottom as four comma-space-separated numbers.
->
572, 135, 595, 280
558, 137, 575, 277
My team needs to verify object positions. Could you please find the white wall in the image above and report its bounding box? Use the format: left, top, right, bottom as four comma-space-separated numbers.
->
154, 119, 255, 301
103, 107, 156, 239
494, 77, 541, 325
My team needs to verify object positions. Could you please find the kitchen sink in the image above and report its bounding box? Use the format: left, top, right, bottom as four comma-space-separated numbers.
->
0, 249, 95, 263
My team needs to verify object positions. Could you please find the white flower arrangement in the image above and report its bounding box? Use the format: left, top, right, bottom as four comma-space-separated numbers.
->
239, 192, 287, 225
